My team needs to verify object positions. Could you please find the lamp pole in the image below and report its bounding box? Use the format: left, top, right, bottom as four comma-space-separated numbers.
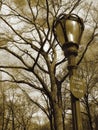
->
66, 45, 83, 130
53, 14, 85, 130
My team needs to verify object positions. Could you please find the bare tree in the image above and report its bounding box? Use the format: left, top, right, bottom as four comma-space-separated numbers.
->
0, 82, 38, 130
0, 0, 98, 130
78, 51, 98, 130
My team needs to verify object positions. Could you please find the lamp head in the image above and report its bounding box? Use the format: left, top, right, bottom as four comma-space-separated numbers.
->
53, 13, 84, 48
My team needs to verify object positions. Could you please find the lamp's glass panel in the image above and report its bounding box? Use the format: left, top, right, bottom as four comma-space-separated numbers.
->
55, 22, 65, 46
65, 20, 81, 44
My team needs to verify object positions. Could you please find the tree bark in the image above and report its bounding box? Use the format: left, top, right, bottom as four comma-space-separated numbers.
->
49, 65, 64, 130
84, 94, 93, 130
53, 102, 63, 130
49, 115, 55, 130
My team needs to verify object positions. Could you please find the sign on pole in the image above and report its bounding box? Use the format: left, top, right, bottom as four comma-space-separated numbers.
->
70, 76, 86, 98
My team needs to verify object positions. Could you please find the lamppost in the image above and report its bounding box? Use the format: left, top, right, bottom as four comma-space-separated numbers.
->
53, 14, 84, 130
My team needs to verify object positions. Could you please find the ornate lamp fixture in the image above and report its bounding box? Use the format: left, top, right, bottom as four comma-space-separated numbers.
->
53, 13, 84, 57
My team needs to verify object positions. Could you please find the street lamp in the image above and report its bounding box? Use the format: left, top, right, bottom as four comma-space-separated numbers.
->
53, 13, 84, 57
53, 14, 84, 130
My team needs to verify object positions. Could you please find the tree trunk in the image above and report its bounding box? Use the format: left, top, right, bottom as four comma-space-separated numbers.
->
2, 93, 5, 130
53, 102, 63, 130
11, 108, 15, 130
4, 111, 10, 130
49, 63, 64, 130
95, 115, 98, 130
87, 105, 93, 130
49, 115, 55, 130
86, 97, 93, 130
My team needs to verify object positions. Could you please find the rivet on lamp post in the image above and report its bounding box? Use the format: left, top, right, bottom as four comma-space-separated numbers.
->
53, 14, 84, 130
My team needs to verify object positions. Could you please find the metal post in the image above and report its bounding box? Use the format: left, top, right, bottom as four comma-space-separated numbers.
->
68, 55, 83, 130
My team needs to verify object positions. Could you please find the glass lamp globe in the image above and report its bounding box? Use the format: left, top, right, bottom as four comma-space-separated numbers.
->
53, 14, 84, 48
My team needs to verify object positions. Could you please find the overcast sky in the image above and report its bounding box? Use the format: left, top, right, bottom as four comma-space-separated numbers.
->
88, 0, 98, 4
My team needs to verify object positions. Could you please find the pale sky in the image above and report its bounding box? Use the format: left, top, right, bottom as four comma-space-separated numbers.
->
88, 0, 98, 4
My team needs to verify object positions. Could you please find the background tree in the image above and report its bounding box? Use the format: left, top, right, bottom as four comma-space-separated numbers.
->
78, 32, 98, 130
0, 83, 38, 130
